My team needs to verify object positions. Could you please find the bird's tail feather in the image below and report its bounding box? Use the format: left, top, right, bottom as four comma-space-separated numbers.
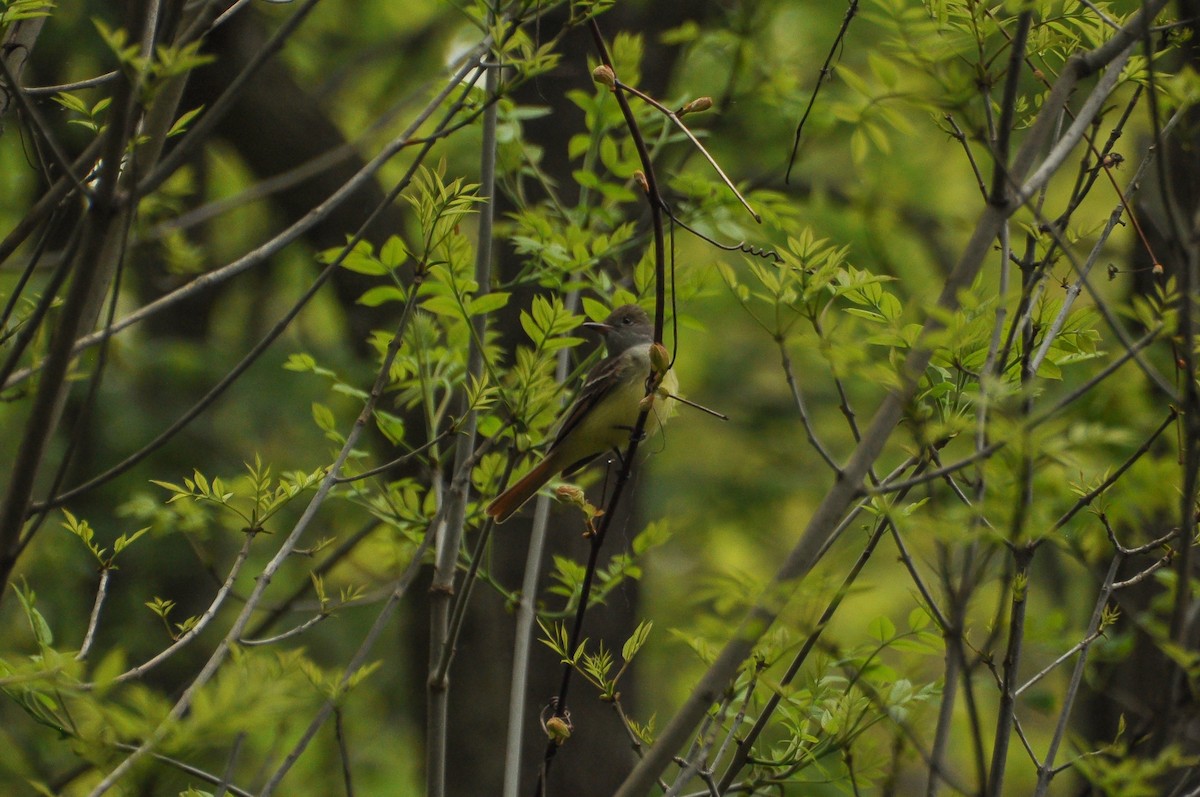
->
486, 455, 560, 523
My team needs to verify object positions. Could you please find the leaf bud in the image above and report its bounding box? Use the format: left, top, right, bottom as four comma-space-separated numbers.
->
544, 715, 572, 745
555, 484, 586, 507
649, 341, 670, 376
592, 64, 616, 89
679, 96, 713, 116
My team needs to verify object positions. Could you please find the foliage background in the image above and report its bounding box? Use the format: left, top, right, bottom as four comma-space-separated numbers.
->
1, 0, 1198, 795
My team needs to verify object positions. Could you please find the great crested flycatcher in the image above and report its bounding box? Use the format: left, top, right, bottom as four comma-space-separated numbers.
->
486, 304, 677, 523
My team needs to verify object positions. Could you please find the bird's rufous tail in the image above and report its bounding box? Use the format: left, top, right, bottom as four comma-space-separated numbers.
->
486, 456, 560, 523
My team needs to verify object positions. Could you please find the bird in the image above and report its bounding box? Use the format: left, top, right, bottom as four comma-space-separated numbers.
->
486, 304, 677, 523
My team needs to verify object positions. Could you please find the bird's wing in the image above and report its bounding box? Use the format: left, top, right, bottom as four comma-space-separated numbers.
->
550, 350, 640, 450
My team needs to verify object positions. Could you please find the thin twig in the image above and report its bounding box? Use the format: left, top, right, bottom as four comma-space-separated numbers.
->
1049, 409, 1177, 532
1032, 554, 1122, 795
1029, 106, 1184, 375
245, 519, 381, 639
335, 707, 356, 797
259, 497, 435, 795
535, 18, 679, 793
614, 8, 1167, 791
213, 731, 244, 797
1032, 327, 1166, 424
613, 79, 759, 223
103, 532, 258, 687
426, 41, 501, 797
135, 0, 328, 198
84, 266, 422, 797
785, 0, 859, 182
1112, 556, 1173, 589
237, 612, 329, 646
943, 113, 988, 201
75, 568, 110, 661
109, 742, 254, 797
23, 71, 120, 94
0, 55, 92, 198
26, 59, 492, 511
332, 428, 458, 483
778, 337, 841, 472
2, 42, 494, 393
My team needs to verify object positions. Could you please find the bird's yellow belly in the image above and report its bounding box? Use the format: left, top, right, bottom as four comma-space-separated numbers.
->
572, 366, 678, 455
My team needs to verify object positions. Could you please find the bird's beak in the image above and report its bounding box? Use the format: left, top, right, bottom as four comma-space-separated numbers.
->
582, 320, 613, 334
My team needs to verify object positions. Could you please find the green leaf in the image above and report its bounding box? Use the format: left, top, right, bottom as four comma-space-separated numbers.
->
284, 353, 317, 372
374, 410, 405, 445
907, 606, 931, 632
52, 92, 89, 115
622, 621, 653, 662
339, 241, 387, 275
358, 285, 407, 307
582, 296, 610, 322
166, 106, 204, 137
13, 584, 53, 647
422, 295, 462, 317
572, 169, 602, 189
568, 133, 591, 160
380, 236, 407, 269
519, 308, 542, 344
869, 615, 895, 641
469, 291, 509, 316
660, 20, 700, 44
312, 403, 336, 433
113, 527, 151, 555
